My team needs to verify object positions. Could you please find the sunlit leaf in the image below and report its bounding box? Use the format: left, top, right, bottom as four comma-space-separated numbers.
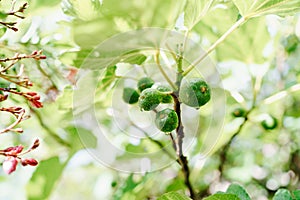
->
203, 193, 240, 200
184, 0, 216, 30
65, 0, 186, 48
157, 191, 192, 200
101, 0, 186, 28
233, 0, 300, 18
27, 157, 65, 200
101, 65, 117, 90
65, 126, 97, 153
121, 54, 147, 65
195, 6, 270, 63
226, 184, 251, 200
56, 86, 73, 110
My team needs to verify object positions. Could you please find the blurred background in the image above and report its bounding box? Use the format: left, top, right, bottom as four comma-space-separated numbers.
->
0, 0, 299, 199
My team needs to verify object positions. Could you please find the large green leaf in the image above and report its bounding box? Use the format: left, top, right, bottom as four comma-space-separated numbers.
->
27, 157, 65, 200
121, 54, 147, 65
273, 189, 293, 200
157, 191, 192, 200
226, 184, 251, 200
203, 193, 240, 200
101, 0, 186, 28
184, 0, 217, 30
64, 0, 186, 48
195, 5, 270, 63
233, 0, 300, 18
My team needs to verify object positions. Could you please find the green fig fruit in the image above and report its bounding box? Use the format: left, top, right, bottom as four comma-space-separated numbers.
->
122, 87, 139, 104
155, 108, 178, 132
137, 77, 154, 92
179, 78, 211, 108
138, 88, 162, 111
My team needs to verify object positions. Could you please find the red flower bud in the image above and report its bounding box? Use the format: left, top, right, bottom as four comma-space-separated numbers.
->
31, 100, 43, 108
39, 55, 47, 59
4, 145, 24, 155
21, 158, 38, 166
3, 157, 18, 174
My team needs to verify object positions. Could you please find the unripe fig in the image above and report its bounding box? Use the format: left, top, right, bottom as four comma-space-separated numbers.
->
179, 78, 210, 108
261, 115, 278, 130
156, 85, 173, 103
138, 88, 162, 111
232, 108, 246, 117
122, 87, 139, 104
155, 108, 178, 132
137, 77, 154, 92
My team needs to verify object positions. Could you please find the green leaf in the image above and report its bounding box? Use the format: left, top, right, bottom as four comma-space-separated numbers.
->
226, 184, 251, 200
62, 0, 102, 20
0, 12, 7, 19
65, 126, 97, 153
203, 193, 240, 200
157, 191, 192, 200
121, 54, 147, 65
73, 49, 92, 68
56, 86, 73, 110
166, 179, 186, 192
27, 157, 65, 200
113, 174, 141, 200
273, 189, 293, 200
101, 0, 186, 28
0, 27, 6, 39
184, 0, 216, 30
101, 65, 117, 90
232, 0, 300, 18
72, 17, 120, 48
65, 0, 186, 48
293, 190, 300, 200
196, 6, 270, 63
30, 0, 61, 8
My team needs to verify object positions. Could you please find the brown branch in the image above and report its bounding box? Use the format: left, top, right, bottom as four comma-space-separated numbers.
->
172, 92, 195, 199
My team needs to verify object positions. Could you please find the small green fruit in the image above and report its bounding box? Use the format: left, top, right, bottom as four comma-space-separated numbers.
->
155, 108, 178, 132
261, 115, 278, 130
137, 77, 154, 92
179, 78, 211, 108
138, 88, 162, 111
156, 85, 173, 103
232, 108, 246, 117
122, 87, 139, 104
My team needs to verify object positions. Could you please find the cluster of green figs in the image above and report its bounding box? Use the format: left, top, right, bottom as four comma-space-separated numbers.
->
122, 77, 211, 133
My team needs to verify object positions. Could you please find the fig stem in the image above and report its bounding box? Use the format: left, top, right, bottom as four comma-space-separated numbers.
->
171, 92, 196, 199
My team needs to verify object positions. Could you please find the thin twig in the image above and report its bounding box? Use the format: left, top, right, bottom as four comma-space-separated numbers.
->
0, 108, 26, 134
